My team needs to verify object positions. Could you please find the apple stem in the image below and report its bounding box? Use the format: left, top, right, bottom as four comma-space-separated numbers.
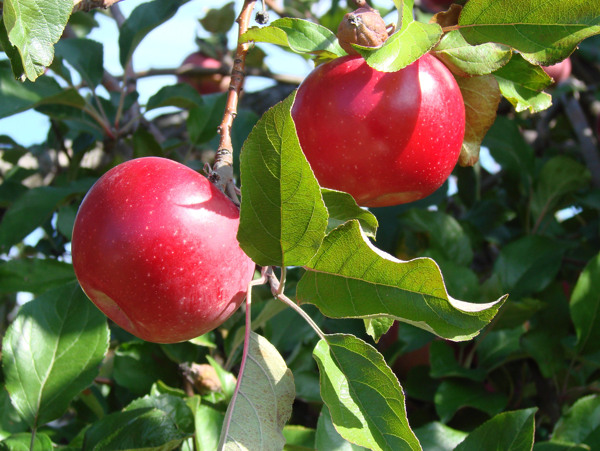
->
209, 0, 257, 202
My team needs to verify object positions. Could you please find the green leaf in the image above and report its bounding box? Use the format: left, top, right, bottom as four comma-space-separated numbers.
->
493, 54, 553, 113
192, 403, 224, 451
283, 425, 315, 448
55, 38, 104, 88
0, 60, 87, 119
297, 221, 505, 341
0, 258, 75, 295
321, 188, 378, 239
186, 93, 227, 145
313, 334, 421, 451
356, 21, 442, 72
413, 422, 467, 451
218, 332, 295, 450
432, 31, 512, 77
476, 326, 526, 372
522, 329, 565, 378
454, 408, 537, 451
240, 18, 345, 59
434, 380, 508, 423
429, 341, 486, 381
364, 317, 395, 344
2, 282, 109, 428
571, 253, 600, 354
459, 0, 600, 65
531, 156, 591, 223
0, 432, 54, 450
315, 405, 369, 450
0, 388, 28, 440
238, 92, 328, 267
125, 394, 195, 434
0, 179, 94, 252
493, 235, 571, 298
118, 0, 190, 67
146, 84, 204, 111
200, 2, 236, 34
82, 407, 191, 450
552, 395, 600, 449
0, 17, 25, 79
2, 0, 72, 81
533, 442, 590, 451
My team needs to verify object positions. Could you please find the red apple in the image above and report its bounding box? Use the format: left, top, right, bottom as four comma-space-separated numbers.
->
542, 57, 572, 84
420, 0, 454, 13
177, 52, 230, 95
291, 54, 465, 207
71, 157, 255, 343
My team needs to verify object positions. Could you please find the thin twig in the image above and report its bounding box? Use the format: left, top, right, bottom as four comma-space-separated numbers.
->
208, 0, 257, 203
72, 0, 123, 12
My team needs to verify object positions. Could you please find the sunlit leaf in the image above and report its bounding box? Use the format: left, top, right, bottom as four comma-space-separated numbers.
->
238, 92, 328, 267
321, 188, 378, 239
2, 283, 109, 428
218, 332, 295, 450
413, 422, 467, 451
552, 395, 600, 449
313, 334, 421, 450
298, 221, 505, 341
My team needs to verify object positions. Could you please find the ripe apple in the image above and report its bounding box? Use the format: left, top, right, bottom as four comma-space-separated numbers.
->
291, 54, 465, 207
542, 57, 572, 84
177, 52, 230, 95
420, 0, 454, 13
71, 157, 255, 343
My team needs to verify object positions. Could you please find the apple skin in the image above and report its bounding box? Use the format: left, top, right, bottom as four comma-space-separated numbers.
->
71, 157, 255, 343
542, 58, 572, 84
177, 52, 230, 95
421, 0, 454, 13
291, 54, 465, 207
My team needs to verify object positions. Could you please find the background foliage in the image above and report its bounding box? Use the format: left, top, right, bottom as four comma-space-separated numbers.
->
1, 0, 600, 450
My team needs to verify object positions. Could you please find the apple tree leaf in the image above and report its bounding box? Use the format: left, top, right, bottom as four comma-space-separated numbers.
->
118, 0, 190, 68
454, 408, 537, 451
0, 258, 76, 295
238, 92, 328, 267
356, 20, 442, 72
0, 432, 54, 450
570, 253, 600, 355
433, 30, 512, 77
2, 282, 109, 428
434, 380, 508, 423
218, 332, 295, 450
2, 0, 72, 81
54, 38, 104, 88
456, 73, 502, 167
297, 221, 505, 341
413, 422, 468, 451
364, 317, 395, 344
241, 18, 345, 60
321, 188, 378, 239
459, 0, 600, 65
146, 84, 205, 111
313, 334, 421, 451
315, 404, 369, 451
0, 17, 25, 79
552, 395, 600, 448
493, 54, 553, 113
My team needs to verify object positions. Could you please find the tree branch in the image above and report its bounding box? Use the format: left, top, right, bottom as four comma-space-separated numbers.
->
208, 0, 257, 203
72, 0, 123, 13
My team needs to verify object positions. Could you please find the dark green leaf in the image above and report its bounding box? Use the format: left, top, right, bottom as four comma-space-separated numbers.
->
2, 283, 109, 428
429, 341, 486, 381
240, 18, 345, 59
322, 188, 378, 239
118, 0, 190, 67
0, 258, 75, 295
313, 334, 421, 450
82, 407, 190, 450
552, 395, 600, 448
570, 253, 600, 355
125, 394, 194, 434
413, 422, 467, 451
459, 0, 600, 65
298, 221, 505, 341
454, 408, 537, 451
493, 235, 571, 298
493, 53, 553, 113
186, 93, 227, 145
218, 332, 295, 450
55, 38, 104, 88
200, 2, 236, 34
0, 388, 28, 440
146, 84, 204, 111
434, 380, 508, 423
238, 92, 328, 267
2, 0, 72, 81
476, 326, 526, 372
